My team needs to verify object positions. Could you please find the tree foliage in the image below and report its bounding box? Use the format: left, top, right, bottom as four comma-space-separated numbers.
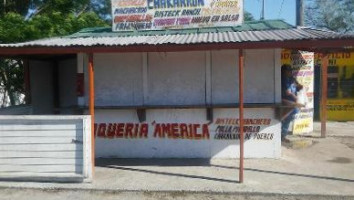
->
0, 0, 30, 16
244, 11, 255, 22
0, 0, 108, 107
91, 0, 112, 22
305, 0, 354, 33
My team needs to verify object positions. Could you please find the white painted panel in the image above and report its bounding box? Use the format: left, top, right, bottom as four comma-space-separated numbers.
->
83, 50, 280, 106
92, 53, 143, 106
0, 115, 92, 182
211, 50, 239, 104
0, 172, 85, 182
210, 108, 281, 158
0, 144, 82, 151
0, 130, 80, 137
244, 49, 275, 103
0, 172, 82, 176
205, 51, 212, 104
0, 124, 82, 131
0, 165, 82, 173
94, 108, 281, 158
0, 151, 81, 158
95, 109, 210, 158
147, 51, 206, 105
142, 52, 148, 104
0, 137, 82, 144
82, 115, 92, 182
0, 158, 82, 165
274, 48, 282, 103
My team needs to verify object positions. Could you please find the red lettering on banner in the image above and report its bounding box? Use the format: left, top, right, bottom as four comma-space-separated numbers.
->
98, 124, 106, 137
125, 123, 134, 138
116, 123, 124, 138
188, 124, 193, 139
94, 123, 98, 137
162, 124, 171, 138
180, 123, 188, 138
140, 124, 148, 138
133, 124, 138, 137
114, 14, 152, 23
107, 123, 116, 138
171, 123, 179, 138
95, 122, 209, 140
154, 123, 162, 137
193, 124, 201, 139
202, 124, 210, 139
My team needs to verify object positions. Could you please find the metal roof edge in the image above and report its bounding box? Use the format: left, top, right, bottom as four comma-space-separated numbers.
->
65, 19, 295, 39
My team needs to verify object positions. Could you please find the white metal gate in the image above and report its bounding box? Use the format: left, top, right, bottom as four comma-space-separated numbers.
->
0, 116, 92, 182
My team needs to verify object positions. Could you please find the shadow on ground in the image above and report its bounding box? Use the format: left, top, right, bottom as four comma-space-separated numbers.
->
96, 158, 354, 183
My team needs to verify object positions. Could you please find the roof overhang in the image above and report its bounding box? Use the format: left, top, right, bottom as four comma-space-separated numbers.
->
0, 21, 353, 57
0, 39, 353, 57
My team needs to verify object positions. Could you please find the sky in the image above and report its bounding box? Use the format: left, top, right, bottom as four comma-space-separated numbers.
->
244, 0, 296, 25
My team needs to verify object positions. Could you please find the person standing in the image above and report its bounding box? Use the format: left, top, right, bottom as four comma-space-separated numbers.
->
281, 64, 303, 141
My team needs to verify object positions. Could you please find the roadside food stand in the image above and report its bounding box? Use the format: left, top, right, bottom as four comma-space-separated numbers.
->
0, 0, 353, 183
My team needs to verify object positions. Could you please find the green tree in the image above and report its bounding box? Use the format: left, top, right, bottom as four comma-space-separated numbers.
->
244, 11, 255, 22
0, 0, 30, 16
0, 1, 108, 107
91, 0, 111, 22
305, 0, 354, 33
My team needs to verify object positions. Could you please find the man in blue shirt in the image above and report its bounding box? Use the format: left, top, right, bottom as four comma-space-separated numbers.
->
281, 64, 303, 141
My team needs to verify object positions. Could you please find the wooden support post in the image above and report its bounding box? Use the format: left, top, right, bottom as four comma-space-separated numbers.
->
321, 54, 328, 138
239, 49, 244, 183
88, 53, 95, 176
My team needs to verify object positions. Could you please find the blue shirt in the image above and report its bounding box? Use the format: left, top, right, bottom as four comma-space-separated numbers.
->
282, 77, 297, 102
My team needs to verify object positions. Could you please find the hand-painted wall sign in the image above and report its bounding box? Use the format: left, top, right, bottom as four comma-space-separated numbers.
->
111, 0, 243, 31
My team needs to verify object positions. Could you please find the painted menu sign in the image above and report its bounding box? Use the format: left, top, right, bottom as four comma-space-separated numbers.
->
94, 118, 274, 141
282, 50, 315, 135
111, 0, 243, 31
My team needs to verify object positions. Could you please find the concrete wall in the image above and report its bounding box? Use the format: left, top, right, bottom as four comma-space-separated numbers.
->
244, 49, 278, 103
93, 108, 281, 158
147, 52, 206, 105
87, 49, 281, 107
211, 50, 239, 104
81, 49, 282, 158
0, 115, 92, 182
93, 53, 143, 106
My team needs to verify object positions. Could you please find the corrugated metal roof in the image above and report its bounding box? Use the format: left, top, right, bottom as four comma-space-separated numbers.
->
0, 20, 353, 48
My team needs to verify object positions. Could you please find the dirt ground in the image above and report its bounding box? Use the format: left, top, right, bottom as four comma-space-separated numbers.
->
336, 136, 354, 151
1, 188, 354, 200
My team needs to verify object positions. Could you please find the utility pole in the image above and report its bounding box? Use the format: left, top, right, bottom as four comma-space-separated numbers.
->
261, 0, 265, 20
296, 0, 304, 26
